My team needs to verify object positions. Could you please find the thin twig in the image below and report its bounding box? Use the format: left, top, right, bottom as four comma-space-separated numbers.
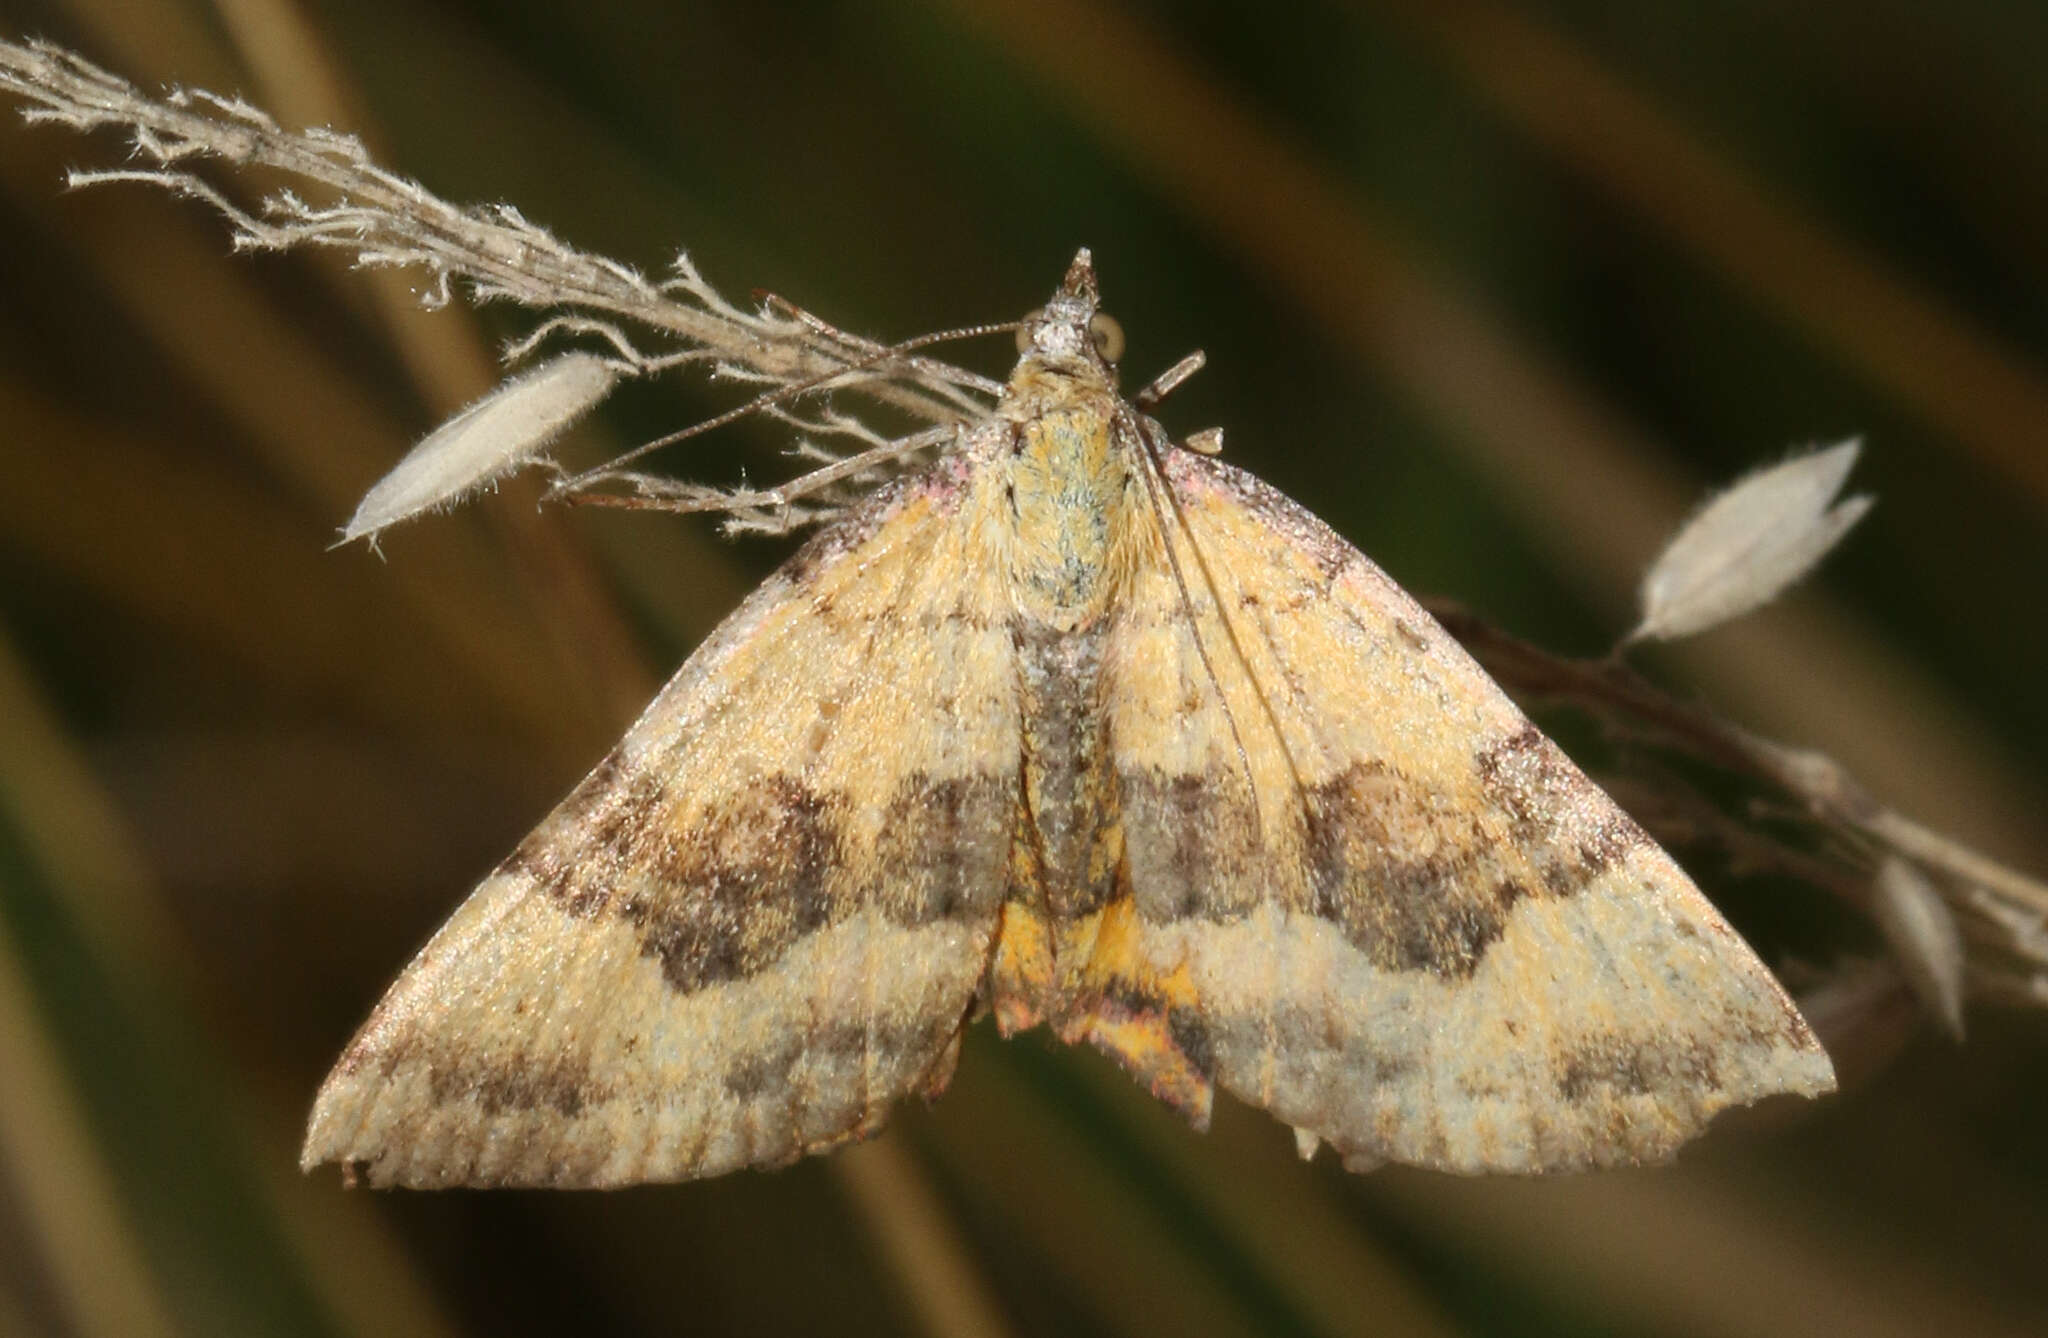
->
1427, 601, 2048, 1000
0, 37, 982, 431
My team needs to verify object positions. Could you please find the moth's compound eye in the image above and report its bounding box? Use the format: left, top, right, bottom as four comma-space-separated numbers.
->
1088, 313, 1126, 362
1016, 321, 1034, 353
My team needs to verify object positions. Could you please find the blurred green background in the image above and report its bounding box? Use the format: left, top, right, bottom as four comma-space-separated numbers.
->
1, 1, 2045, 1335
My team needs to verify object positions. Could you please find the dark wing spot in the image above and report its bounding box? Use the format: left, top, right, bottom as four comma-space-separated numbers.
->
875, 771, 1013, 924
750, 1021, 944, 1091
1303, 762, 1511, 979
1475, 724, 1648, 895
418, 1044, 605, 1119
724, 1037, 803, 1101
1119, 768, 1262, 922
1473, 724, 1546, 831
630, 776, 844, 994
1167, 1007, 1218, 1078
1555, 1034, 1721, 1103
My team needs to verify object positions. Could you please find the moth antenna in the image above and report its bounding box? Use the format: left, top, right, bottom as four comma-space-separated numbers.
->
553, 320, 1010, 499
759, 292, 1014, 401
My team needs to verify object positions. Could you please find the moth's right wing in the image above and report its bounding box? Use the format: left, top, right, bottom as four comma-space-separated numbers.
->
1101, 449, 1832, 1174
303, 457, 1021, 1187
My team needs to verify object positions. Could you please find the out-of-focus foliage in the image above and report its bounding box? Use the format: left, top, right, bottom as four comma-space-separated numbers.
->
0, 2, 2044, 1336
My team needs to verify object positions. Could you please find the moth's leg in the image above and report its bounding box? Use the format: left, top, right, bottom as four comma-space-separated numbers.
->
1133, 349, 1205, 409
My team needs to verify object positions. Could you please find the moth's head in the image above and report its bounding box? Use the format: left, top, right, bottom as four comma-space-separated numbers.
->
1014, 248, 1126, 383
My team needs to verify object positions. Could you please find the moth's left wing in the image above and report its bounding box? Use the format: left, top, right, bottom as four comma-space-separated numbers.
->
303, 458, 1019, 1187
1099, 449, 1834, 1174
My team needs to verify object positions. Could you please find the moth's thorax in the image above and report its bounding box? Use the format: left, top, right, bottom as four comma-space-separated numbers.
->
988, 288, 1144, 1024
1001, 355, 1139, 630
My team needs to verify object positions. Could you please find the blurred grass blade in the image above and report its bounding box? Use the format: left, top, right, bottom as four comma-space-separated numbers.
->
1366, 1162, 2044, 1338
200, 0, 664, 730
0, 559, 186, 994
926, 1040, 1284, 1338
1367, 0, 2048, 512
1059, 1055, 1463, 1338
0, 120, 610, 768
0, 626, 458, 1338
0, 884, 175, 1338
0, 375, 507, 736
832, 1137, 1017, 1338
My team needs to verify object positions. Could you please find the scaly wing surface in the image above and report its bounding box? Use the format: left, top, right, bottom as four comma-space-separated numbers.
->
1103, 449, 1833, 1174
304, 458, 1019, 1187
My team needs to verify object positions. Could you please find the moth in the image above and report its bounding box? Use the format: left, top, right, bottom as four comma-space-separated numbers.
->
303, 251, 1834, 1187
